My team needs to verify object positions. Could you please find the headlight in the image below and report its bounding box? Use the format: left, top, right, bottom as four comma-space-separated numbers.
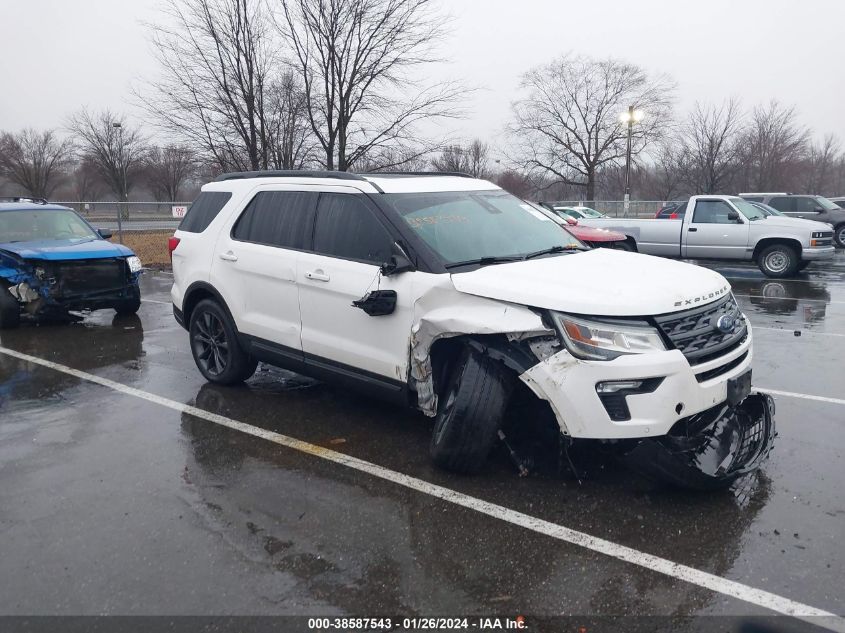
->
552, 313, 666, 361
127, 256, 143, 273
811, 231, 826, 239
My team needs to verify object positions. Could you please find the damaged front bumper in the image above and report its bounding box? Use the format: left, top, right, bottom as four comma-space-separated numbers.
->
622, 393, 776, 489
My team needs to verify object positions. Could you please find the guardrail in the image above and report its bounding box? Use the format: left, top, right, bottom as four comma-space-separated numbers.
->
55, 201, 191, 236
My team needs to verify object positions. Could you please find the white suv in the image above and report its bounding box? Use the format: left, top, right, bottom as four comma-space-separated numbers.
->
170, 171, 775, 489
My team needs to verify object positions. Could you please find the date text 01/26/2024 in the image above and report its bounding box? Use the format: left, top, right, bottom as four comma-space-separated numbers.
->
307, 616, 528, 630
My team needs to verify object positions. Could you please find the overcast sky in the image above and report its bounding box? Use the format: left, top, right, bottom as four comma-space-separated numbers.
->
3, 0, 844, 154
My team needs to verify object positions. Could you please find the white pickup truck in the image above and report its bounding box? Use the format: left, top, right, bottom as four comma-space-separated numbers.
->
580, 195, 835, 277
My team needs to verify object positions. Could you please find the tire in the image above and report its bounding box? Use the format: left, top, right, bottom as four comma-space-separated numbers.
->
758, 244, 799, 278
613, 240, 635, 252
429, 345, 513, 474
0, 284, 21, 329
834, 224, 845, 248
797, 261, 811, 272
189, 299, 257, 385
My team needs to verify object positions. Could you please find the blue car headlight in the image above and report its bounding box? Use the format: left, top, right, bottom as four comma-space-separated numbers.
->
127, 256, 143, 273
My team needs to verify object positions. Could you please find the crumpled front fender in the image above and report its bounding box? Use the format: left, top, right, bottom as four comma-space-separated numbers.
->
623, 393, 776, 490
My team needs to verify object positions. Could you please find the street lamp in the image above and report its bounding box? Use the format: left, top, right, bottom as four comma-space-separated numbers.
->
112, 122, 124, 243
620, 106, 644, 217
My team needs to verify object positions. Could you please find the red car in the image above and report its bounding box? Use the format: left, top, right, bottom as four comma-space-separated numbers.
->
529, 202, 632, 250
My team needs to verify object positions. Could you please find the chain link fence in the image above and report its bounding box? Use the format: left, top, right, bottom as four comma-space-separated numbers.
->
57, 201, 189, 269
542, 200, 682, 218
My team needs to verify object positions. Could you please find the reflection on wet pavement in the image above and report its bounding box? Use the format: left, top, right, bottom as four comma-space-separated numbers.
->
0, 254, 843, 619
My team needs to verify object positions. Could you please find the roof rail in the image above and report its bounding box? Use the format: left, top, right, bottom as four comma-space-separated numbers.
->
0, 196, 48, 204
213, 170, 368, 182
361, 171, 474, 178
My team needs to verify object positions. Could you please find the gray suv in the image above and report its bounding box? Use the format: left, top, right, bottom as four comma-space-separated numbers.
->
739, 193, 845, 247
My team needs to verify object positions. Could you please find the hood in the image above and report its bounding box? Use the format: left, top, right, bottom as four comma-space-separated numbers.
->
0, 238, 135, 261
756, 216, 832, 231
450, 248, 730, 317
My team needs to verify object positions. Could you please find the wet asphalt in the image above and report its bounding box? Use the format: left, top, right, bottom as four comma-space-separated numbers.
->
0, 253, 843, 627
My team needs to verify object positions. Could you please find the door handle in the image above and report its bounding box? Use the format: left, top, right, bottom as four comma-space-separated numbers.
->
688, 227, 698, 232
305, 269, 330, 282
219, 251, 238, 262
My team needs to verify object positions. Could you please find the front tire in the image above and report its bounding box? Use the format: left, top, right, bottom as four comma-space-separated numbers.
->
189, 299, 257, 385
834, 224, 845, 248
430, 345, 512, 474
758, 244, 799, 278
613, 240, 636, 252
0, 285, 21, 329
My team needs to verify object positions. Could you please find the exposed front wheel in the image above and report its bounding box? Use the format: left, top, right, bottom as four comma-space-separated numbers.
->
758, 244, 799, 278
834, 224, 845, 248
0, 285, 21, 329
189, 299, 257, 385
430, 345, 512, 474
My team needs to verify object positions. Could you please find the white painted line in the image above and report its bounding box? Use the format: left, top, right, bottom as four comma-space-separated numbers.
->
757, 388, 845, 407
753, 326, 845, 338
141, 298, 171, 305
734, 293, 845, 305
0, 345, 842, 629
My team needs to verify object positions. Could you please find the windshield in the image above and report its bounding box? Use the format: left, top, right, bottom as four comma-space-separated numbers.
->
731, 198, 767, 221
574, 207, 603, 218
814, 196, 840, 211
0, 209, 98, 243
381, 190, 584, 266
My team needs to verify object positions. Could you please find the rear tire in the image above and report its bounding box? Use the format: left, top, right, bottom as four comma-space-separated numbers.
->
430, 345, 512, 474
0, 284, 21, 329
189, 299, 257, 385
758, 244, 799, 278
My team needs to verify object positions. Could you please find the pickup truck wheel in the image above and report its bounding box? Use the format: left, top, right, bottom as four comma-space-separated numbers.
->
189, 299, 257, 385
758, 244, 799, 278
835, 224, 845, 248
0, 284, 21, 329
430, 346, 512, 474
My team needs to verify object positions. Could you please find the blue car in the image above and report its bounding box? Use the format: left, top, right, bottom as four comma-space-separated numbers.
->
0, 200, 143, 329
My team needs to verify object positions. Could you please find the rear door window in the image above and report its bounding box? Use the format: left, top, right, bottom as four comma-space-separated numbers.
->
232, 191, 317, 249
312, 194, 393, 264
795, 197, 820, 213
768, 197, 795, 212
179, 192, 232, 233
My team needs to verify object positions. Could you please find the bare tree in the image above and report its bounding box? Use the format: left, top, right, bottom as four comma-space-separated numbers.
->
142, 145, 197, 201
68, 155, 107, 202
738, 101, 809, 192
265, 70, 316, 169
431, 140, 491, 177
677, 99, 745, 194
509, 54, 674, 200
67, 109, 147, 200
277, 0, 463, 171
0, 129, 74, 199
496, 169, 533, 199
801, 134, 841, 195
143, 0, 289, 171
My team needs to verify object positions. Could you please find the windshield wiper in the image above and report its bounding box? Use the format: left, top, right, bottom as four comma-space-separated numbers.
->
444, 255, 522, 270
522, 244, 583, 260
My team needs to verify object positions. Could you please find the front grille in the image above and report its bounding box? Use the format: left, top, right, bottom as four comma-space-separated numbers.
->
45, 259, 129, 296
695, 351, 748, 383
654, 294, 747, 365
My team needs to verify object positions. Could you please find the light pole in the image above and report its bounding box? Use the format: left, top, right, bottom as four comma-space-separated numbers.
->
620, 106, 644, 217
112, 122, 124, 243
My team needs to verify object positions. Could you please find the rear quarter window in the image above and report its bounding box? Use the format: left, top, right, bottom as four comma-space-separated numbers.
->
178, 192, 232, 233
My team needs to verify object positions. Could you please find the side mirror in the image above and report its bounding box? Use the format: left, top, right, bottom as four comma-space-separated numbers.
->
813, 207, 824, 213
98, 228, 113, 239
727, 210, 740, 222
380, 243, 415, 276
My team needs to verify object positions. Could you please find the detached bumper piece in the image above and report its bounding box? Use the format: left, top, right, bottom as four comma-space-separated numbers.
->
623, 393, 776, 490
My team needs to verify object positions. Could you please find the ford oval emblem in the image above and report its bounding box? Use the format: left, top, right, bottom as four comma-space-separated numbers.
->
714, 314, 736, 333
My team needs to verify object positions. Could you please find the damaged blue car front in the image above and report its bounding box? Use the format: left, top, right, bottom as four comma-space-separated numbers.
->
0, 202, 143, 329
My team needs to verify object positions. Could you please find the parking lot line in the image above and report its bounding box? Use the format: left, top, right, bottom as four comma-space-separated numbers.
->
1, 344, 843, 628
756, 388, 845, 406
734, 293, 845, 305
753, 326, 845, 338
